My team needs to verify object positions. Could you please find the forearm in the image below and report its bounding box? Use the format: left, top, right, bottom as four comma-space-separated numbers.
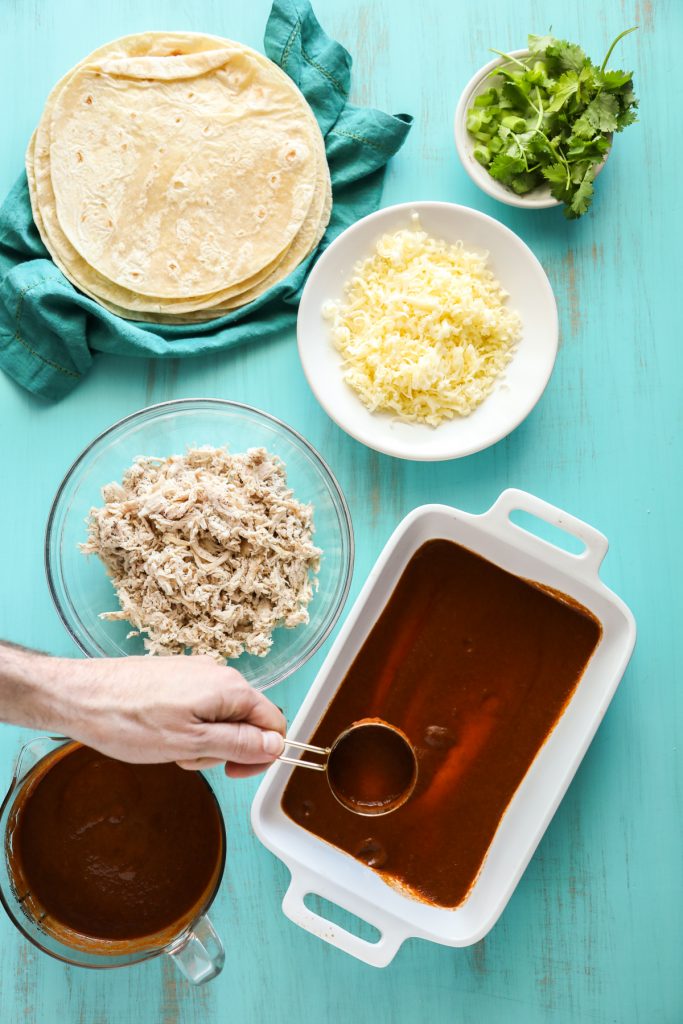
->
0, 642, 77, 734
0, 643, 285, 771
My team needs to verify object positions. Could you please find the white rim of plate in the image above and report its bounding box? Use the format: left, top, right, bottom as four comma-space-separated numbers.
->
297, 201, 559, 461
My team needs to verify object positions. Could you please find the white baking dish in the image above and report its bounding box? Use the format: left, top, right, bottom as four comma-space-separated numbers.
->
251, 489, 636, 967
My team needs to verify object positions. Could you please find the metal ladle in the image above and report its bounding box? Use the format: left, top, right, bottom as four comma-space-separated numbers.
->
278, 720, 418, 817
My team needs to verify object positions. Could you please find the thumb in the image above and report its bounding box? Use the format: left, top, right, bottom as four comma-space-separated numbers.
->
199, 722, 284, 765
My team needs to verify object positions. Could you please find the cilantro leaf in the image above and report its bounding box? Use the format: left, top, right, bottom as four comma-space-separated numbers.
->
546, 39, 587, 73
540, 162, 571, 202
571, 113, 596, 140
567, 167, 596, 218
488, 153, 526, 184
566, 136, 610, 162
501, 80, 533, 110
583, 92, 619, 132
616, 105, 638, 130
600, 68, 633, 89
546, 71, 580, 112
620, 84, 637, 106
527, 133, 554, 159
541, 162, 568, 186
568, 159, 593, 184
528, 33, 556, 55
509, 171, 542, 194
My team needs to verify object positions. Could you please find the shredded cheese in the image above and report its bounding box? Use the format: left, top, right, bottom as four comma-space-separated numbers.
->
323, 215, 522, 427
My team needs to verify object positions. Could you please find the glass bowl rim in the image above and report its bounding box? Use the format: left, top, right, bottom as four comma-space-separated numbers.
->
44, 397, 355, 690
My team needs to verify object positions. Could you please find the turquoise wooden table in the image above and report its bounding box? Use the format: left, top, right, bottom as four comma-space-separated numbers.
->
0, 0, 679, 1021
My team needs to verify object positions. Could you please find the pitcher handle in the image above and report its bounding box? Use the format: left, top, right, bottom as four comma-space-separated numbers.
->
167, 913, 225, 985
12, 736, 69, 785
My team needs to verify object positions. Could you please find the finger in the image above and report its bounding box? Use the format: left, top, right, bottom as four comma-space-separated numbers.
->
208, 670, 287, 736
176, 757, 224, 771
199, 721, 285, 765
241, 689, 287, 735
225, 761, 273, 779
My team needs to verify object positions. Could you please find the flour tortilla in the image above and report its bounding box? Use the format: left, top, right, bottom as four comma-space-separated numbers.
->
152, 182, 332, 323
89, 142, 332, 323
49, 47, 318, 298
27, 32, 330, 317
28, 38, 309, 312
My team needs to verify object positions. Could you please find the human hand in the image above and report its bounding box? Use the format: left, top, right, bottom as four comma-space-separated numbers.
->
59, 655, 286, 778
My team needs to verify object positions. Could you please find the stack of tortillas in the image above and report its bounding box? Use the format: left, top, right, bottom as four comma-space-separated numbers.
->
27, 32, 331, 323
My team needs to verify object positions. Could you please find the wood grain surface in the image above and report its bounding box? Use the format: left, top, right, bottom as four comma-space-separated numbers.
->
0, 1, 679, 1021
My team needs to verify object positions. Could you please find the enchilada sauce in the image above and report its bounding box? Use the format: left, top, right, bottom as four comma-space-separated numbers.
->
282, 539, 602, 908
8, 745, 224, 946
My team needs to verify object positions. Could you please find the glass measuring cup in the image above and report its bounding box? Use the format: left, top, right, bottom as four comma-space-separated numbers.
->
0, 736, 226, 984
279, 720, 418, 815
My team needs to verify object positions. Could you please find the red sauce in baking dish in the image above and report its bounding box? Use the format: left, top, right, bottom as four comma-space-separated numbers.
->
282, 539, 602, 908
8, 744, 224, 946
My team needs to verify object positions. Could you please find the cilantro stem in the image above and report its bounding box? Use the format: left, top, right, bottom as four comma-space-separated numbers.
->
533, 86, 544, 131
489, 48, 530, 71
516, 139, 530, 171
532, 125, 572, 186
599, 26, 638, 74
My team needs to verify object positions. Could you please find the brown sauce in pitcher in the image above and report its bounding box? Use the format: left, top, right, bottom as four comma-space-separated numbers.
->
8, 744, 224, 947
282, 539, 602, 908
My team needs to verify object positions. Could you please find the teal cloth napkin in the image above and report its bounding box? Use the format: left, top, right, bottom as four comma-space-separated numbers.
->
0, 0, 412, 400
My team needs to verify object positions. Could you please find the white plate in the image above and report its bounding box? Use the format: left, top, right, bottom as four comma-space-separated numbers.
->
297, 202, 558, 461
252, 489, 636, 966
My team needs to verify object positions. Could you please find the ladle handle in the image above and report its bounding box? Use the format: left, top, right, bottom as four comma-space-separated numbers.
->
277, 738, 331, 772
278, 756, 327, 771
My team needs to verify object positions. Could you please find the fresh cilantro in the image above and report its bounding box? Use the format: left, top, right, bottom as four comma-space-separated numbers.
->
601, 68, 632, 89
571, 113, 597, 140
489, 153, 526, 184
616, 105, 639, 130
546, 70, 580, 112
566, 136, 610, 162
546, 40, 587, 73
541, 163, 569, 185
466, 27, 639, 217
541, 162, 570, 202
501, 79, 533, 111
583, 93, 619, 132
568, 167, 595, 218
528, 34, 555, 55
509, 171, 541, 194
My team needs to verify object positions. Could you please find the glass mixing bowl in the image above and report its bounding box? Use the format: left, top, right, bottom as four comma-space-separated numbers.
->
45, 399, 354, 691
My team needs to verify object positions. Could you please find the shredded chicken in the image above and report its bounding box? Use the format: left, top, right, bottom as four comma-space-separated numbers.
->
81, 447, 321, 660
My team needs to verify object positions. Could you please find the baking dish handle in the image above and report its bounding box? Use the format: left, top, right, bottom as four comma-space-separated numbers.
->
282, 871, 409, 968
484, 488, 609, 579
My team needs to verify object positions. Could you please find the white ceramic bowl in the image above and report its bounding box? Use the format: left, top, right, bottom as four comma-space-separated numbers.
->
297, 201, 558, 461
253, 490, 636, 966
454, 50, 609, 209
